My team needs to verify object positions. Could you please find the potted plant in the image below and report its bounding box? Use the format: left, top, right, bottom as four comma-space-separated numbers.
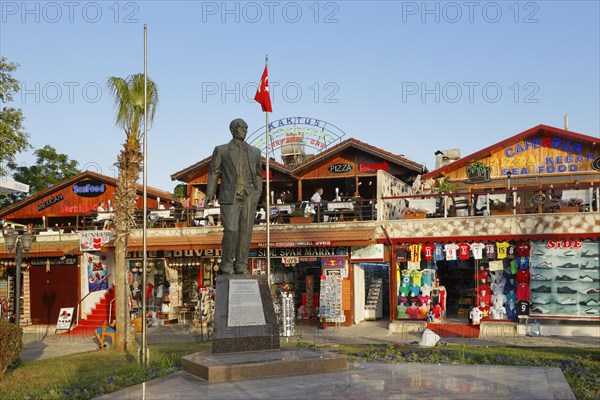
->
289, 208, 312, 224
490, 200, 514, 215
401, 207, 428, 219
549, 198, 583, 213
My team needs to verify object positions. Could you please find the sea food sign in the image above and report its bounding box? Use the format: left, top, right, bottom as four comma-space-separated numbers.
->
73, 180, 106, 197
503, 136, 597, 176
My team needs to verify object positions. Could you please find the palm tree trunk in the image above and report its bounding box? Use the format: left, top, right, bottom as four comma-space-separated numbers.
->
113, 141, 143, 349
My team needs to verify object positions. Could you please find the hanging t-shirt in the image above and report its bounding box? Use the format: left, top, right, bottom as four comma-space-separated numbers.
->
407, 305, 420, 319
432, 304, 442, 319
516, 300, 532, 316
510, 259, 518, 275
474, 267, 489, 282
396, 245, 408, 261
458, 243, 471, 260
420, 284, 432, 297
516, 269, 530, 284
398, 293, 408, 305
478, 304, 491, 320
421, 269, 435, 286
490, 305, 507, 320
506, 244, 517, 259
517, 257, 529, 271
146, 283, 155, 299
485, 242, 496, 260
505, 290, 517, 304
410, 269, 423, 286
409, 243, 422, 262
505, 302, 517, 320
433, 243, 445, 261
401, 270, 411, 287
516, 283, 530, 300
422, 244, 436, 261
418, 294, 430, 306
397, 304, 408, 319
496, 241, 510, 259
491, 293, 507, 308
444, 243, 459, 260
470, 242, 485, 260
398, 285, 410, 296
516, 241, 531, 257
155, 283, 164, 299
409, 285, 421, 296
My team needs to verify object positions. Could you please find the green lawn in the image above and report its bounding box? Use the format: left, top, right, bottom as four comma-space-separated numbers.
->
1, 342, 598, 399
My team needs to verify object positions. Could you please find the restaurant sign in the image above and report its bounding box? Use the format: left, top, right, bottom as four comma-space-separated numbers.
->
73, 180, 106, 197
328, 164, 353, 173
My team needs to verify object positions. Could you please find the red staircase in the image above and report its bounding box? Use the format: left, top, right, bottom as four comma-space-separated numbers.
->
68, 287, 115, 335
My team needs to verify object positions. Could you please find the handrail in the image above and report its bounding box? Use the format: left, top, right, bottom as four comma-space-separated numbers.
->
74, 275, 112, 327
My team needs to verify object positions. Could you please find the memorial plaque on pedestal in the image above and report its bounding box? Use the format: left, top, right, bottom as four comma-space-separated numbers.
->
212, 275, 280, 354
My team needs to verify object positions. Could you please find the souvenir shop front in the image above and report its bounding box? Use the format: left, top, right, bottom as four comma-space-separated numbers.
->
249, 245, 353, 329
390, 237, 599, 325
125, 248, 222, 325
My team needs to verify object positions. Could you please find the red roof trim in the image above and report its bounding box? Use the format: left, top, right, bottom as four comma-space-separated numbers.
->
423, 124, 599, 179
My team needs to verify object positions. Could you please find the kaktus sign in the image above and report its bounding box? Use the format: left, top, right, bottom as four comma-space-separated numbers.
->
73, 180, 106, 197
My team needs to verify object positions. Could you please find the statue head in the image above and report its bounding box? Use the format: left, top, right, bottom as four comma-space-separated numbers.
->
230, 118, 248, 141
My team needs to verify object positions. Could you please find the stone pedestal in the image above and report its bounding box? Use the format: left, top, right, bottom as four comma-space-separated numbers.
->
182, 275, 348, 382
212, 275, 279, 354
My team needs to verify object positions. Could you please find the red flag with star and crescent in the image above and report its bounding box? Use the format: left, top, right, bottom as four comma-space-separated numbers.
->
254, 65, 272, 112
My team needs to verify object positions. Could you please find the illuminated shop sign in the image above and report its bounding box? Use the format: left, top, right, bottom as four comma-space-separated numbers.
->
127, 249, 223, 258
73, 180, 106, 197
252, 247, 347, 257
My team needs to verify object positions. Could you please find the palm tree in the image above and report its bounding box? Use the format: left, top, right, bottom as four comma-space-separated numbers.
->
106, 73, 158, 349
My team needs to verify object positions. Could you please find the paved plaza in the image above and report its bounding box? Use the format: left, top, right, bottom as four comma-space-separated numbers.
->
20, 321, 599, 399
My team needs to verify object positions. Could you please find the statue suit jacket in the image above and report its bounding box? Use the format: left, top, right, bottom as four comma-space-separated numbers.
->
206, 140, 263, 204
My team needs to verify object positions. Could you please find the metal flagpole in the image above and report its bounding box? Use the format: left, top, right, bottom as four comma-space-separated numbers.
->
141, 23, 148, 367
265, 55, 271, 286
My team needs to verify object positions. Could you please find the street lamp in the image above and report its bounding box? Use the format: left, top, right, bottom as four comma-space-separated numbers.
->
2, 228, 33, 326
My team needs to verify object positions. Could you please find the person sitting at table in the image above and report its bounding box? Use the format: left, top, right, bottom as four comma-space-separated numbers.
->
310, 188, 327, 221
97, 200, 106, 212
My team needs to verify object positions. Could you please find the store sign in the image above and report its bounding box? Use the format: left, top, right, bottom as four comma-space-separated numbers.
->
79, 231, 115, 252
37, 194, 64, 211
546, 240, 582, 249
30, 257, 78, 266
350, 244, 384, 261
127, 249, 222, 258
282, 256, 299, 265
328, 164, 353, 173
359, 161, 389, 172
73, 180, 106, 197
322, 256, 345, 269
253, 247, 346, 258
256, 241, 331, 248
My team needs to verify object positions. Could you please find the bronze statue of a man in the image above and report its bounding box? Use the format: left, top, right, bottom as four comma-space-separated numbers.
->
205, 118, 263, 275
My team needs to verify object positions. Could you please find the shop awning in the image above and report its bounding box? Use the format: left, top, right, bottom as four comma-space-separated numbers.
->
0, 177, 29, 194
0, 240, 81, 258
105, 226, 376, 252
377, 232, 600, 245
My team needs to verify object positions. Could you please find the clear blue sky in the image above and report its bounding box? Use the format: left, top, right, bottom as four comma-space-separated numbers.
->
2, 1, 599, 192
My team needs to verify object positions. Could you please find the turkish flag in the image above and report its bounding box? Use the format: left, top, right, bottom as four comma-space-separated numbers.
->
254, 65, 272, 112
